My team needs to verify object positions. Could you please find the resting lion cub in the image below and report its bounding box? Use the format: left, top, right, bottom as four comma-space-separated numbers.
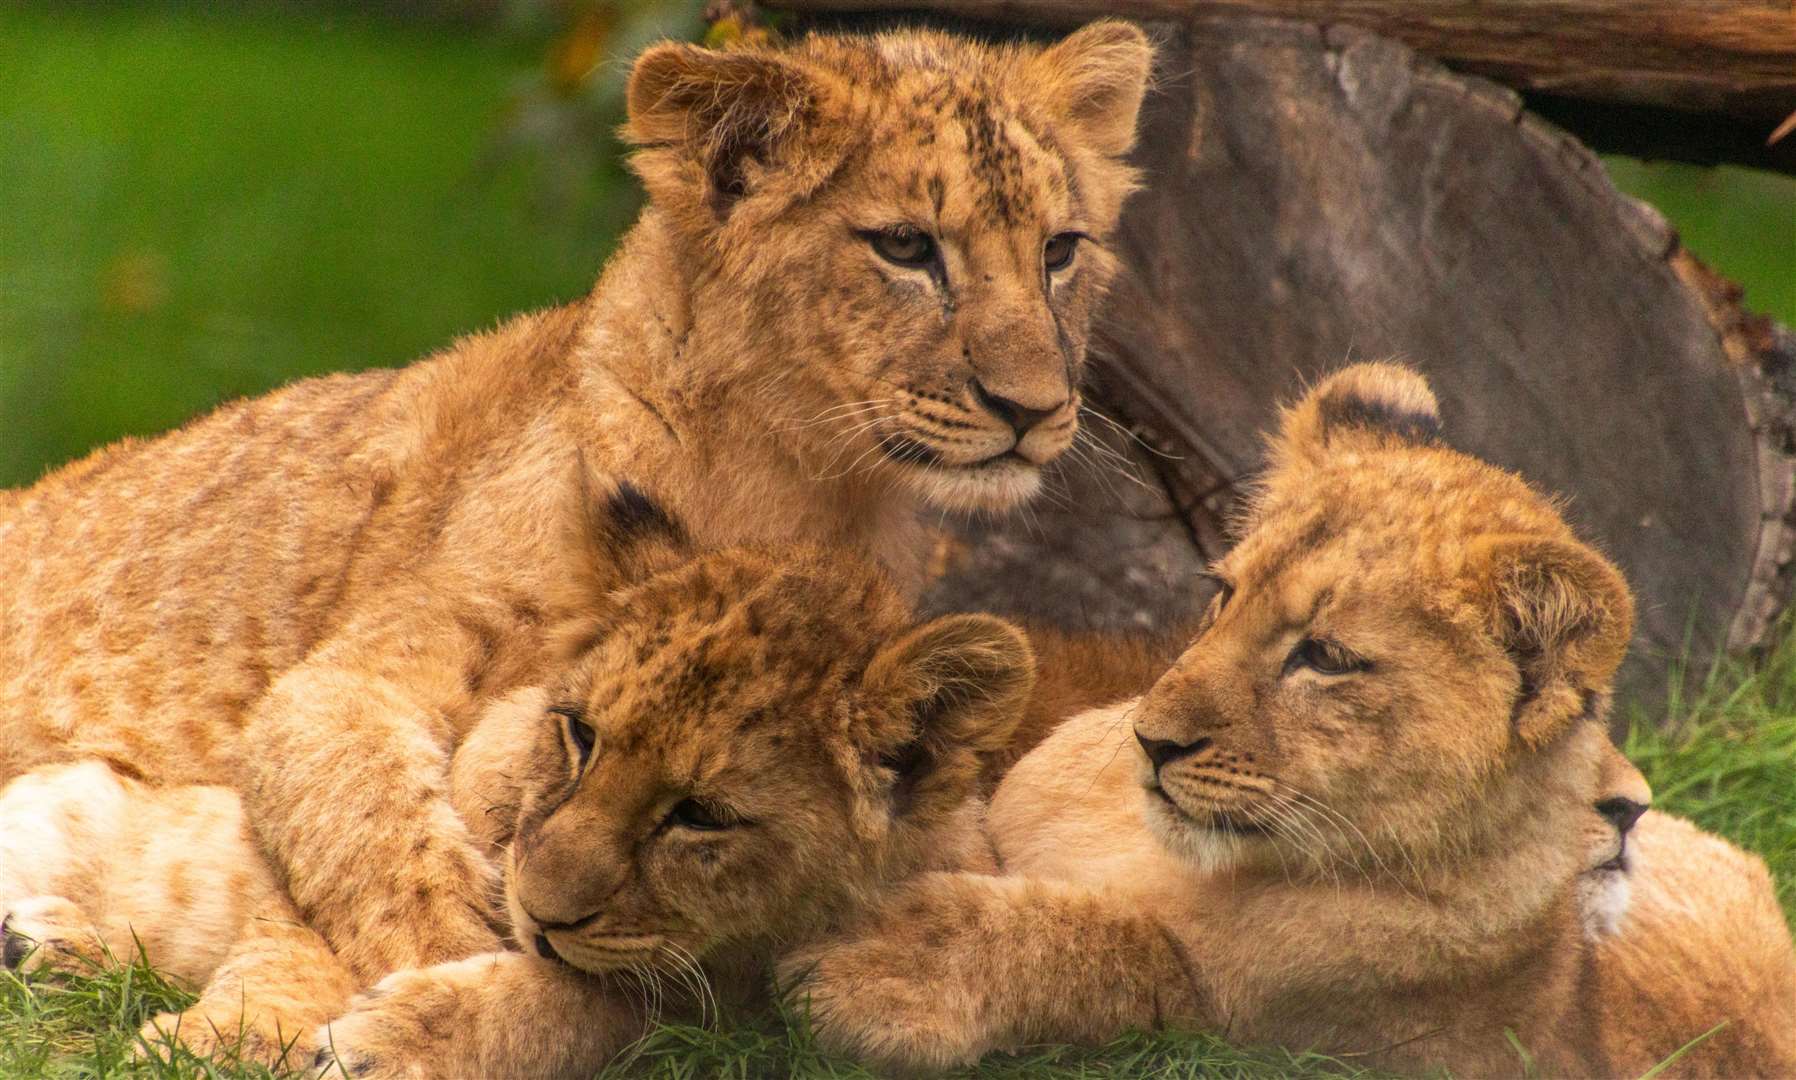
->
2, 509, 1032, 1078
789, 364, 1796, 1077
0, 19, 1151, 1011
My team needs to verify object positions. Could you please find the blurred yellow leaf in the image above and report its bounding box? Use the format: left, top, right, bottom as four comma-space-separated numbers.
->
100, 250, 168, 315
547, 7, 613, 97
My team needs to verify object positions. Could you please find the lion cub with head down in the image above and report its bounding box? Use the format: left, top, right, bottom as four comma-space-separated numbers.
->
789, 364, 1796, 1077
1, 499, 1032, 1078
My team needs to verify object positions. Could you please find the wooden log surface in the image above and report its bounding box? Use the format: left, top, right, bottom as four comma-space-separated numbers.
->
778, 0, 1796, 171
782, 0, 1796, 121
899, 14, 1796, 717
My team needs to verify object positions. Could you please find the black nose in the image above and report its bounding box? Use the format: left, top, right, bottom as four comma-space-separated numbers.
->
1595, 796, 1648, 835
1136, 731, 1211, 773
534, 933, 560, 961
971, 378, 1061, 437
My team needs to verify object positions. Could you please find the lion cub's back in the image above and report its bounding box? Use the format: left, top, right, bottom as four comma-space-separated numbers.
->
989, 701, 1199, 892
1590, 810, 1796, 1076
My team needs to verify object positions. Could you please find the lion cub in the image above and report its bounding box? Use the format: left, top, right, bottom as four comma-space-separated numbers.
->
788, 364, 1796, 1077
1, 502, 1033, 1078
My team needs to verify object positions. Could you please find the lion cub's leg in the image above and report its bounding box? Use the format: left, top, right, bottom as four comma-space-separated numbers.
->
242, 641, 506, 982
0, 760, 356, 1068
140, 903, 354, 1071
0, 896, 113, 976
312, 951, 649, 1080
785, 871, 1209, 1074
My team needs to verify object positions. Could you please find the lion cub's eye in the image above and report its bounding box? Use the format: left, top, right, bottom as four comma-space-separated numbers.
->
865, 226, 938, 270
1043, 232, 1081, 273
1283, 637, 1371, 678
667, 797, 735, 832
552, 706, 596, 769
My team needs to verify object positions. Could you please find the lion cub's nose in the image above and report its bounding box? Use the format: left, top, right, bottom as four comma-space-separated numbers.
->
1136, 731, 1212, 774
1596, 796, 1648, 835
971, 377, 1063, 438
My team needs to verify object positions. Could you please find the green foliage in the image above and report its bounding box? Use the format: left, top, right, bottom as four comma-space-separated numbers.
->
1605, 159, 1796, 327
0, 952, 266, 1080
0, 5, 630, 489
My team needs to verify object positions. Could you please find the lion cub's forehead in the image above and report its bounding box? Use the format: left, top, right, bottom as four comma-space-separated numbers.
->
568, 551, 907, 740
1236, 449, 1574, 591
799, 32, 1075, 231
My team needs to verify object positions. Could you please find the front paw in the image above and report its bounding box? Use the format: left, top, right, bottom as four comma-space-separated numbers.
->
138, 1005, 319, 1072
1, 896, 107, 975
312, 955, 514, 1080
782, 933, 987, 1075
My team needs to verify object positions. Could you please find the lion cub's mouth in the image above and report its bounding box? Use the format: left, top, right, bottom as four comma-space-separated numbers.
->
535, 930, 669, 973
1148, 784, 1272, 838
880, 435, 1041, 471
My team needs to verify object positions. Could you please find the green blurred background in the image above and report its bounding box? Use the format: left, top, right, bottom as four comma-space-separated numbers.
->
2, 2, 1793, 490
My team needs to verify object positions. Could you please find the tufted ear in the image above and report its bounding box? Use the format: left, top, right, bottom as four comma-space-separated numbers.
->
1471, 533, 1634, 750
547, 474, 693, 663
1027, 20, 1154, 157
625, 43, 844, 219
1271, 361, 1442, 472
858, 614, 1034, 824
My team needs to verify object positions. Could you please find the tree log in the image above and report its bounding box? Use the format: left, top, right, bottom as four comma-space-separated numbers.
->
777, 0, 1796, 171
898, 15, 1796, 719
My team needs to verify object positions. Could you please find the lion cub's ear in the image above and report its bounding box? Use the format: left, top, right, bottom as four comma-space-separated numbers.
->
1271, 361, 1443, 471
1470, 533, 1634, 750
858, 614, 1035, 823
1026, 21, 1154, 157
625, 43, 845, 219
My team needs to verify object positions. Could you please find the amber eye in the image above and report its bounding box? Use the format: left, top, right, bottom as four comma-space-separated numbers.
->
1283, 637, 1371, 678
553, 706, 595, 769
866, 226, 938, 269
1043, 232, 1081, 272
667, 797, 734, 832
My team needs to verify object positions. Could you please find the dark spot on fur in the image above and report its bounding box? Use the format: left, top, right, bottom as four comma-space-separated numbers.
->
606, 481, 680, 541
881, 736, 932, 818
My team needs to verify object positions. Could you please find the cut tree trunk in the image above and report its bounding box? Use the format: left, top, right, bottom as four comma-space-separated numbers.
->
781, 0, 1796, 171
878, 14, 1796, 718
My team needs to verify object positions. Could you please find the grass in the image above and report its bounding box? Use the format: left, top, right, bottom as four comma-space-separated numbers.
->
0, 3, 632, 490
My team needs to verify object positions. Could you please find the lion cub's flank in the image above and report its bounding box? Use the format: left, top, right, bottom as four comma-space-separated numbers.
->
788, 364, 1796, 1077
0, 19, 1151, 1009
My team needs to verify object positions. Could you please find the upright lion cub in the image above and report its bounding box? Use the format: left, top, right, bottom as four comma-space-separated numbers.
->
788, 364, 1796, 1077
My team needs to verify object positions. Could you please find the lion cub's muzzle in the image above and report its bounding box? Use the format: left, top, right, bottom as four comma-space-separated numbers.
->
1135, 730, 1274, 833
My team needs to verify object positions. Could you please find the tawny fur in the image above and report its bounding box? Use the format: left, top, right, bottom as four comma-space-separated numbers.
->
0, 762, 355, 1069
786, 363, 1796, 1077
0, 19, 1149, 1069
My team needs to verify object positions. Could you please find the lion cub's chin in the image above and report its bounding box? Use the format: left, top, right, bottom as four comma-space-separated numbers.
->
899, 455, 1045, 513
1140, 790, 1255, 874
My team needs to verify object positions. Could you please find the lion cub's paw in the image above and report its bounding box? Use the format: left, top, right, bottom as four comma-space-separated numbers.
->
311, 954, 517, 1080
137, 1005, 318, 1073
1, 896, 108, 975
782, 932, 988, 1075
